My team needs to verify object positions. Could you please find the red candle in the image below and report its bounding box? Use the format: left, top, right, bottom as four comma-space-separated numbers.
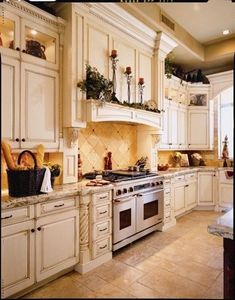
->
111, 49, 117, 58
139, 77, 144, 85
125, 66, 132, 74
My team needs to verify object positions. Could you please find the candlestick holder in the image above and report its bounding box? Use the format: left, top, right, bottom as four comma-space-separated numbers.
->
138, 82, 145, 104
110, 52, 119, 103
124, 69, 132, 104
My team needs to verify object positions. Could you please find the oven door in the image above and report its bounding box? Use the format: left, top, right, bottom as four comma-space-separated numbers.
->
136, 189, 163, 233
113, 196, 136, 244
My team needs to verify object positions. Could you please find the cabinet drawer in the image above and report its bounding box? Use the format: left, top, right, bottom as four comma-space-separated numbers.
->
36, 196, 78, 217
92, 219, 112, 241
164, 209, 172, 223
164, 187, 172, 197
164, 178, 172, 186
185, 173, 197, 181
92, 191, 112, 205
92, 236, 112, 259
92, 203, 112, 223
1, 205, 34, 226
174, 175, 185, 183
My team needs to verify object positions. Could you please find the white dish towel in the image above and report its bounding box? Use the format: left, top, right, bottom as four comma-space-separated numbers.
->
40, 167, 53, 193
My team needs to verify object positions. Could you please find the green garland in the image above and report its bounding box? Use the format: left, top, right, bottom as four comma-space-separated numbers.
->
106, 99, 161, 113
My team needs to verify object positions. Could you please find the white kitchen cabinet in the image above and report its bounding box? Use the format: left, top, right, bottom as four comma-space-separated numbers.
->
36, 210, 79, 282
177, 104, 187, 149
174, 181, 186, 217
159, 99, 170, 149
198, 172, 216, 206
1, 56, 20, 147
185, 181, 197, 210
219, 184, 233, 208
1, 220, 35, 299
187, 100, 213, 150
168, 101, 179, 149
20, 63, 59, 149
0, 1, 63, 150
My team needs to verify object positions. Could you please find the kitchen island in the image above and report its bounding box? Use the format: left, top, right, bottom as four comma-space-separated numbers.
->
208, 209, 234, 299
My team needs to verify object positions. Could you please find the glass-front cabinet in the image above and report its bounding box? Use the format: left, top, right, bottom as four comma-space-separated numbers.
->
0, 10, 20, 53
21, 19, 59, 68
0, 10, 59, 69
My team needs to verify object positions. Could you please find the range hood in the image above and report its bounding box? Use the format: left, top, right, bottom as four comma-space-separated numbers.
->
83, 100, 163, 129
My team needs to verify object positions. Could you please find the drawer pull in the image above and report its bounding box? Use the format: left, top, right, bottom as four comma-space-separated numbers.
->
54, 203, 65, 208
37, 227, 42, 231
165, 204, 171, 207
165, 192, 170, 194
99, 210, 107, 215
2, 214, 13, 220
99, 196, 108, 200
185, 184, 189, 187
31, 229, 35, 233
99, 227, 108, 232
99, 244, 107, 249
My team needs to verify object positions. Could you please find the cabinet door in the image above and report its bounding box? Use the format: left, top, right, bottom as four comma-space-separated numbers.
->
219, 183, 233, 208
185, 181, 197, 210
1, 56, 20, 148
159, 100, 170, 149
20, 62, 59, 149
174, 183, 185, 217
198, 172, 215, 205
178, 105, 187, 149
1, 220, 35, 298
35, 210, 79, 282
168, 102, 178, 148
188, 110, 209, 149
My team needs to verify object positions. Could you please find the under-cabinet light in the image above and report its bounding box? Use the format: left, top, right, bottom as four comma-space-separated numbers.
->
223, 29, 230, 35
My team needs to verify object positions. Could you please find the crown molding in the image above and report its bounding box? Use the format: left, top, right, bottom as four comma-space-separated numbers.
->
1, 0, 65, 30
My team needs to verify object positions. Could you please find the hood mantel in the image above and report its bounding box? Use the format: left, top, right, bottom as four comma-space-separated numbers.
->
84, 99, 163, 129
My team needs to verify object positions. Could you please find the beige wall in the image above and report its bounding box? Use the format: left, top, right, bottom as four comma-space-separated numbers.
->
79, 122, 137, 174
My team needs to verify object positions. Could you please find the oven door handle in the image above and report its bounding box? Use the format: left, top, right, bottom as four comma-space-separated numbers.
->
113, 197, 135, 203
137, 189, 163, 197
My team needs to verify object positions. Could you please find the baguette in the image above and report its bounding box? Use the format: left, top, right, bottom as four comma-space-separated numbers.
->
36, 144, 45, 168
1, 140, 16, 170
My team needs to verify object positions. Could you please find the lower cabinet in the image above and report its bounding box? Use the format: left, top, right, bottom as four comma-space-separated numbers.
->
185, 180, 197, 210
174, 182, 186, 217
198, 172, 216, 206
219, 183, 233, 208
1, 200, 79, 298
36, 210, 79, 282
1, 220, 35, 299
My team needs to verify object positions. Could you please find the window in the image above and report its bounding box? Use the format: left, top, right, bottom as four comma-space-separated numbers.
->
218, 87, 233, 159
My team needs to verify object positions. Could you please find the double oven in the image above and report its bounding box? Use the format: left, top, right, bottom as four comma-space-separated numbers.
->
112, 175, 164, 251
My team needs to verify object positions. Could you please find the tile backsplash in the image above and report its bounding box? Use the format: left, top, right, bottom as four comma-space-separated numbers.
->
79, 122, 138, 173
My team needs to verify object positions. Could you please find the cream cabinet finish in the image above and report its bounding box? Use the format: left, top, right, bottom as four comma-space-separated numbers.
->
1, 220, 35, 299
90, 191, 112, 260
168, 101, 179, 149
163, 177, 176, 230
177, 104, 187, 149
174, 181, 186, 217
1, 56, 20, 147
36, 210, 79, 282
185, 181, 197, 210
218, 184, 233, 208
198, 172, 215, 206
20, 63, 59, 149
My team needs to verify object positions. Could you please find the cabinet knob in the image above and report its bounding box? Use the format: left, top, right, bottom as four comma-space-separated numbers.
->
31, 229, 35, 233
179, 143, 182, 146
22, 138, 26, 142
15, 138, 19, 142
22, 49, 26, 53
188, 144, 191, 146
37, 227, 42, 231
16, 47, 20, 51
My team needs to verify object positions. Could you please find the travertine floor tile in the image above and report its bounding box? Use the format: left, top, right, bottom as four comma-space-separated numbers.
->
22, 211, 223, 299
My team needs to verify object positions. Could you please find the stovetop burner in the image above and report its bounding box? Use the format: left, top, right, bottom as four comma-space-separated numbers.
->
84, 170, 159, 183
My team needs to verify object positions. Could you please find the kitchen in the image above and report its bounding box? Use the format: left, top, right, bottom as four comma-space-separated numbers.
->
1, 0, 234, 299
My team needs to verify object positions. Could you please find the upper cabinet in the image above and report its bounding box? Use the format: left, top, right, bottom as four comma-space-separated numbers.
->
1, 1, 64, 150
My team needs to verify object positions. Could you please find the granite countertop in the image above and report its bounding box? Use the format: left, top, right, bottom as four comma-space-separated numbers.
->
1, 180, 114, 210
208, 209, 233, 240
158, 166, 233, 177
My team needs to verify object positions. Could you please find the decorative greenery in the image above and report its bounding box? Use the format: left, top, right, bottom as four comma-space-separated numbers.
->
165, 53, 175, 79
121, 101, 161, 113
77, 64, 113, 101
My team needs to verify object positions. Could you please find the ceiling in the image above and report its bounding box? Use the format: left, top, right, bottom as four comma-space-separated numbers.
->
156, 0, 235, 73
157, 0, 235, 45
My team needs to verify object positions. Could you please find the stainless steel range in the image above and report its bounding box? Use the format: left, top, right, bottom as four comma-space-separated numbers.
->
102, 170, 164, 251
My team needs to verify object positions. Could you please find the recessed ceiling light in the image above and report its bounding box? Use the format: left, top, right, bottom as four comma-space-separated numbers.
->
223, 29, 230, 35
31, 30, 37, 36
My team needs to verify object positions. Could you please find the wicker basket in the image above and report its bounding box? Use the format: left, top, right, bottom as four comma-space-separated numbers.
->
7, 150, 46, 197
191, 157, 200, 166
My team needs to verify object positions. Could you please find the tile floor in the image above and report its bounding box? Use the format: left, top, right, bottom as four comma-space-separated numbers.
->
22, 211, 224, 299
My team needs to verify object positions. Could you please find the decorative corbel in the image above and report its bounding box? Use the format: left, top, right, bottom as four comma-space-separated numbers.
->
67, 128, 80, 148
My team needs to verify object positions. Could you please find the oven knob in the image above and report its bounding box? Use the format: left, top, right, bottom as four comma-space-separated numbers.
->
151, 182, 155, 187
123, 188, 128, 194
160, 181, 163, 185
156, 182, 160, 186
116, 189, 122, 196
129, 187, 134, 192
